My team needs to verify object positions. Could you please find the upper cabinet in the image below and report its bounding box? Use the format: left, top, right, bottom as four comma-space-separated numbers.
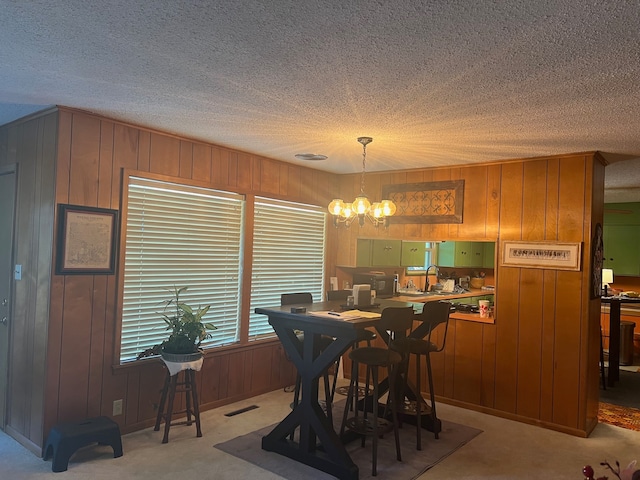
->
603, 203, 640, 276
438, 241, 483, 268
482, 242, 496, 268
400, 241, 426, 267
355, 238, 402, 267
338, 238, 495, 269
603, 225, 640, 276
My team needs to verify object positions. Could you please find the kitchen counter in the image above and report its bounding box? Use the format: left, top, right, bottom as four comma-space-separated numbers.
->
392, 289, 495, 324
394, 289, 490, 303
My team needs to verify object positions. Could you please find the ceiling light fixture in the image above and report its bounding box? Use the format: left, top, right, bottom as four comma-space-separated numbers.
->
328, 136, 396, 228
294, 153, 328, 161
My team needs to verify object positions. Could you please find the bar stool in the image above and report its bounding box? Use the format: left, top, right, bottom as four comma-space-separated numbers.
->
391, 300, 451, 450
154, 357, 203, 443
340, 306, 415, 476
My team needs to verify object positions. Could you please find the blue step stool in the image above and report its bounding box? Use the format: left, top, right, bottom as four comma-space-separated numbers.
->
43, 416, 123, 472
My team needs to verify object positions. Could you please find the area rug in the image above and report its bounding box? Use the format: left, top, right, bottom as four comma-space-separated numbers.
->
599, 402, 640, 432
214, 403, 482, 480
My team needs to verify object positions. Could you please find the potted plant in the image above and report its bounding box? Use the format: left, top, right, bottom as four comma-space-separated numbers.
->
157, 286, 216, 362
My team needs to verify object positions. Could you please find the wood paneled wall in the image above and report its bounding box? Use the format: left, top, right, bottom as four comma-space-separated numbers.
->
334, 153, 605, 436
2, 107, 604, 451
0, 110, 58, 452
2, 108, 341, 451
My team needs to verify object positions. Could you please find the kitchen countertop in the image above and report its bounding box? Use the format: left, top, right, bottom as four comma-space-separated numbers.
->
394, 289, 492, 303
392, 289, 496, 324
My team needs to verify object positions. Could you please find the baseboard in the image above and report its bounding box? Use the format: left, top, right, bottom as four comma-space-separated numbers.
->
3, 425, 42, 457
435, 396, 590, 438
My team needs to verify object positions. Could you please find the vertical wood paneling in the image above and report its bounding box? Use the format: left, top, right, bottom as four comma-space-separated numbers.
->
149, 133, 179, 175
485, 165, 502, 241
540, 270, 558, 422
493, 162, 524, 413
457, 166, 488, 239
192, 143, 211, 182
137, 131, 150, 172
516, 268, 544, 418
251, 156, 262, 193
452, 321, 483, 404
69, 114, 101, 205
179, 140, 193, 179
480, 324, 497, 407
237, 152, 253, 190
3, 107, 604, 448
227, 150, 238, 187
522, 160, 548, 241
261, 158, 280, 194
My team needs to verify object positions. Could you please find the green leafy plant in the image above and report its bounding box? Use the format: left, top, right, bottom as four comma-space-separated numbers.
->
159, 286, 216, 355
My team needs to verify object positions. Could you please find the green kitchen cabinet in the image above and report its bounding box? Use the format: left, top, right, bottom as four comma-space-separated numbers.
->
371, 239, 402, 266
437, 241, 456, 267
438, 241, 484, 267
356, 238, 373, 267
401, 241, 425, 266
482, 242, 496, 268
355, 238, 402, 267
603, 225, 640, 276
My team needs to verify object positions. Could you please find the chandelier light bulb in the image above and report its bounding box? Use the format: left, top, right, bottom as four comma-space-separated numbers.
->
326, 136, 396, 228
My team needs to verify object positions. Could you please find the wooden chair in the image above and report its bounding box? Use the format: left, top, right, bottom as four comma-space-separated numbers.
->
340, 306, 414, 476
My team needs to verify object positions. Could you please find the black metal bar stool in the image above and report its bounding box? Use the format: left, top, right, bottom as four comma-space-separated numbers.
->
339, 306, 414, 476
154, 359, 203, 443
391, 300, 451, 450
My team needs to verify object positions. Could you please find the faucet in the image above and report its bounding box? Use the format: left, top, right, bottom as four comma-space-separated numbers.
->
425, 265, 439, 291
426, 264, 439, 277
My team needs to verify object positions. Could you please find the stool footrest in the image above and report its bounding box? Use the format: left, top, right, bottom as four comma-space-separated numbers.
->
43, 416, 122, 472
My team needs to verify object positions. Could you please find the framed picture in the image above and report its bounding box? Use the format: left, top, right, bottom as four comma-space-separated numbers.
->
501, 241, 582, 271
55, 204, 119, 275
381, 180, 464, 224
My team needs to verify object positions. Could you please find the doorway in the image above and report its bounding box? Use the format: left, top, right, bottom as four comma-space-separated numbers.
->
0, 167, 17, 429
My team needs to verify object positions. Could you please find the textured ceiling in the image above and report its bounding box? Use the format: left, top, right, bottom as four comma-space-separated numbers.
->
2, 0, 640, 202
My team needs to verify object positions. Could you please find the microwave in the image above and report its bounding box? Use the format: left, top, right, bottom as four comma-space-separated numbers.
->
352, 273, 396, 298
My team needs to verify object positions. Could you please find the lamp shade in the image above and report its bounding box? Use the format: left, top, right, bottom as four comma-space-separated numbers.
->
602, 268, 614, 285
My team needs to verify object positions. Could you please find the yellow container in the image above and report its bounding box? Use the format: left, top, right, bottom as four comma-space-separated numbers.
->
470, 277, 485, 289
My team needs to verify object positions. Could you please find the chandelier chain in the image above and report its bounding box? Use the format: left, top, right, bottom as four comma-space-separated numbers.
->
361, 142, 367, 194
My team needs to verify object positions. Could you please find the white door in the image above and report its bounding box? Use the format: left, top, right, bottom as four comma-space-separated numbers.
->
0, 168, 16, 429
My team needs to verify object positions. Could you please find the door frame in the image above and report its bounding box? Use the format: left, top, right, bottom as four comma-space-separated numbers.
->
0, 164, 17, 430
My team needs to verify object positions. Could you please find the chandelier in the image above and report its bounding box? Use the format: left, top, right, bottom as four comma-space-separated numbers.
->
328, 137, 396, 228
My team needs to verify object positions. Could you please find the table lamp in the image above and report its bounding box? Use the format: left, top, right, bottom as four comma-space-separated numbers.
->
602, 268, 614, 296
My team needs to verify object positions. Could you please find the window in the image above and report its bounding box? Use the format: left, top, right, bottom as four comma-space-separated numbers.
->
120, 177, 244, 363
248, 197, 326, 340
405, 242, 437, 275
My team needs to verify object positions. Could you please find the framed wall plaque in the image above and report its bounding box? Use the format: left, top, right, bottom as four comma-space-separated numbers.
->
501, 241, 582, 271
381, 180, 464, 224
55, 204, 119, 275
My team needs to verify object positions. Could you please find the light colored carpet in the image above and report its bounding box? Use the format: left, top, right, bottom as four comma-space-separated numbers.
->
214, 401, 482, 480
2, 381, 640, 479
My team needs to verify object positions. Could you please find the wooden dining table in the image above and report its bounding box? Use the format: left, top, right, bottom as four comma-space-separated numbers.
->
255, 298, 437, 480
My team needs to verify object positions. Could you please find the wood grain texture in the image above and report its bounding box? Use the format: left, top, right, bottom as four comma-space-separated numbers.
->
333, 154, 602, 434
1, 107, 604, 448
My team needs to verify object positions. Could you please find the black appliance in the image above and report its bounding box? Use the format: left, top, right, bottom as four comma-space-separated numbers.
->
352, 273, 395, 298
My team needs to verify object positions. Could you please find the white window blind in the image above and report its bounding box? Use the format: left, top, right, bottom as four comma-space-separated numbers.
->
248, 197, 326, 340
121, 177, 244, 363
